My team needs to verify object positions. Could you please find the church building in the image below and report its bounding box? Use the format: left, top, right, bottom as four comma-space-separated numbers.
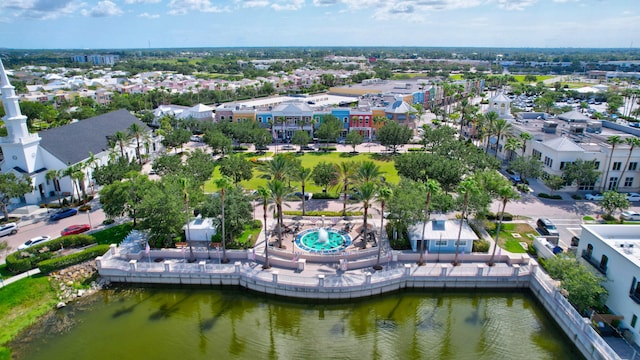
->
0, 59, 162, 205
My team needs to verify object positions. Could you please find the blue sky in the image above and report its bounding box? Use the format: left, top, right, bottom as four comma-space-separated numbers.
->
0, 0, 638, 49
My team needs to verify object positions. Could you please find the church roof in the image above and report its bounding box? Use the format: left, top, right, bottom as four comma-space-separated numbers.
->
38, 109, 150, 165
490, 92, 511, 103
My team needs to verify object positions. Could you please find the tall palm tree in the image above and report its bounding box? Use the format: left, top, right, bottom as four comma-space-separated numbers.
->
110, 131, 130, 159
292, 166, 312, 216
519, 132, 532, 156
373, 186, 393, 270
488, 185, 519, 266
418, 179, 441, 266
84, 151, 98, 194
491, 118, 512, 160
264, 154, 293, 182
214, 176, 233, 263
356, 160, 382, 184
602, 135, 623, 191
128, 122, 146, 165
357, 182, 377, 250
337, 161, 355, 216
257, 186, 271, 270
483, 111, 499, 154
45, 169, 61, 205
453, 178, 477, 266
619, 137, 640, 190
180, 177, 196, 262
267, 179, 288, 249
504, 137, 522, 163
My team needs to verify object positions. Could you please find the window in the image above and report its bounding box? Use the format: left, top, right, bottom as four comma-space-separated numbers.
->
455, 240, 467, 246
608, 177, 619, 190
544, 156, 553, 168
435, 240, 447, 246
578, 181, 596, 191
632, 315, 638, 329
594, 161, 600, 170
630, 162, 638, 171
599, 255, 608, 272
613, 162, 622, 171
625, 177, 634, 187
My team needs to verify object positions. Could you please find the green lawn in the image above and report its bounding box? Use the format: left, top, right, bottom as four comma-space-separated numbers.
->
0, 275, 57, 358
489, 222, 537, 254
91, 222, 134, 245
204, 152, 399, 194
448, 74, 555, 83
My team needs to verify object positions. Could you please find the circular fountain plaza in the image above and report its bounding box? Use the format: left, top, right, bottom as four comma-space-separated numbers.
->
294, 227, 352, 254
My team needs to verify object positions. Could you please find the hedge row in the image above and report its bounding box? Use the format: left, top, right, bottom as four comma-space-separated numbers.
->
38, 245, 110, 274
486, 212, 514, 221
310, 193, 340, 200
284, 210, 363, 217
538, 193, 563, 200
5, 234, 96, 274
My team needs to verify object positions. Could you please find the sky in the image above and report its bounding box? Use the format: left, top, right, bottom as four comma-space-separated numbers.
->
0, 0, 638, 49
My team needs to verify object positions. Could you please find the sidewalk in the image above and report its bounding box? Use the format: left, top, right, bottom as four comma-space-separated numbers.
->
0, 268, 41, 289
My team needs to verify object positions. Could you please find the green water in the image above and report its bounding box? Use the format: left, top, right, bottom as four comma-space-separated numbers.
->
11, 288, 582, 360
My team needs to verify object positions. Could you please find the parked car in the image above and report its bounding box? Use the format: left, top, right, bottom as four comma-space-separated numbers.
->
49, 208, 78, 221
585, 193, 604, 201
0, 222, 18, 237
627, 193, 640, 202
621, 211, 640, 221
61, 224, 91, 236
293, 192, 313, 201
537, 218, 559, 236
190, 135, 203, 142
18, 235, 52, 250
508, 174, 522, 185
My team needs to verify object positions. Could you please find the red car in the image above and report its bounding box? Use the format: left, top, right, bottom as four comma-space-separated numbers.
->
61, 224, 91, 236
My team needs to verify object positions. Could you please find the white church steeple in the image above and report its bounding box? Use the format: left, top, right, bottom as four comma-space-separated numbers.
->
0, 59, 41, 174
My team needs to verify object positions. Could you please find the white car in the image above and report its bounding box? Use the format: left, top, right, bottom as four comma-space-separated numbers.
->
585, 193, 604, 201
0, 222, 18, 237
18, 235, 52, 250
621, 211, 640, 221
627, 193, 640, 202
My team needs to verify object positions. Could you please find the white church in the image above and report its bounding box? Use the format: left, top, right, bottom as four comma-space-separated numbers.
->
0, 59, 162, 205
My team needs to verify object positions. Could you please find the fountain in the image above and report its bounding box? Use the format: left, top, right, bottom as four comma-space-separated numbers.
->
295, 227, 351, 253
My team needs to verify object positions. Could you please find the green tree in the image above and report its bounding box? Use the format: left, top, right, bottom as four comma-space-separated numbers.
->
292, 166, 313, 216
128, 122, 147, 165
373, 186, 393, 270
562, 160, 600, 192
519, 132, 532, 155
418, 179, 441, 266
544, 256, 608, 314
482, 111, 499, 154
256, 186, 271, 269
152, 154, 183, 177
453, 178, 477, 266
504, 137, 522, 162
488, 185, 519, 265
346, 131, 363, 153
312, 162, 339, 193
93, 158, 142, 186
291, 130, 311, 152
219, 155, 253, 185
199, 187, 252, 246
267, 179, 289, 249
544, 175, 566, 195
109, 130, 130, 159
601, 190, 629, 219
204, 129, 233, 155
0, 174, 32, 221
356, 182, 377, 249
213, 176, 233, 262
263, 154, 296, 182
139, 178, 186, 248
377, 121, 412, 153
355, 161, 382, 185
491, 118, 512, 159
45, 169, 62, 206
315, 115, 342, 147
252, 128, 271, 153
336, 161, 355, 216
163, 128, 191, 152
602, 135, 624, 191
618, 137, 640, 190
508, 156, 543, 182
185, 149, 216, 188
100, 172, 153, 226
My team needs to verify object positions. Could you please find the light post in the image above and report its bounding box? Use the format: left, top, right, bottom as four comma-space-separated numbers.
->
87, 208, 93, 229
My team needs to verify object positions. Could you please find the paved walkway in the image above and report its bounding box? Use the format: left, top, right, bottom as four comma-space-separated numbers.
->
0, 268, 41, 289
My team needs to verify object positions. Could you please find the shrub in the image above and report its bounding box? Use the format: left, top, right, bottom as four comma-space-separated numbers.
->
283, 210, 363, 217
408, 147, 425, 152
102, 219, 115, 225
5, 234, 96, 273
79, 205, 91, 212
233, 146, 249, 151
318, 146, 337, 152
486, 213, 513, 221
538, 193, 562, 200
38, 245, 110, 274
310, 192, 340, 200
473, 239, 490, 253
571, 194, 582, 200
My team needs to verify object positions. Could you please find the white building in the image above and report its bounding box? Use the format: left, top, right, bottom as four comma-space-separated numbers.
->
182, 215, 217, 242
576, 224, 640, 347
0, 59, 162, 205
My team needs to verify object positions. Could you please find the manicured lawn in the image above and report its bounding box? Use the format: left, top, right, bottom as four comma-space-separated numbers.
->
234, 223, 262, 248
0, 275, 57, 358
448, 74, 555, 83
489, 222, 537, 254
91, 222, 134, 245
204, 152, 399, 194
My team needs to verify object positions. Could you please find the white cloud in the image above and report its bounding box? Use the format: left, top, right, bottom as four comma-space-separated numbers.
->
168, 0, 226, 15
493, 0, 537, 11
271, 0, 304, 11
0, 0, 85, 20
81, 0, 123, 17
125, 0, 161, 4
139, 12, 160, 18
238, 0, 270, 8
553, 0, 579, 2
313, 0, 337, 5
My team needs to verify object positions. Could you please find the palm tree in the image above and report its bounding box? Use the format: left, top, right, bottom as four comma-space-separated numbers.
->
267, 179, 288, 249
128, 122, 146, 165
488, 185, 520, 266
257, 186, 271, 270
357, 182, 377, 250
504, 137, 522, 163
483, 111, 499, 154
180, 178, 196, 262
491, 118, 512, 160
264, 154, 293, 182
84, 151, 98, 194
602, 135, 623, 191
519, 132, 532, 156
110, 131, 130, 159
619, 137, 640, 191
373, 186, 393, 270
45, 169, 61, 205
292, 166, 312, 216
336, 161, 355, 216
418, 179, 441, 266
214, 176, 233, 263
356, 160, 382, 184
453, 178, 477, 266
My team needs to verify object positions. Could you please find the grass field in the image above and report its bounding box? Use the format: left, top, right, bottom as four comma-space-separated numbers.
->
204, 152, 399, 194
448, 74, 555, 83
490, 222, 538, 254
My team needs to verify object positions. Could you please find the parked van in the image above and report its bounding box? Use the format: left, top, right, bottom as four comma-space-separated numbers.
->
537, 218, 559, 236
